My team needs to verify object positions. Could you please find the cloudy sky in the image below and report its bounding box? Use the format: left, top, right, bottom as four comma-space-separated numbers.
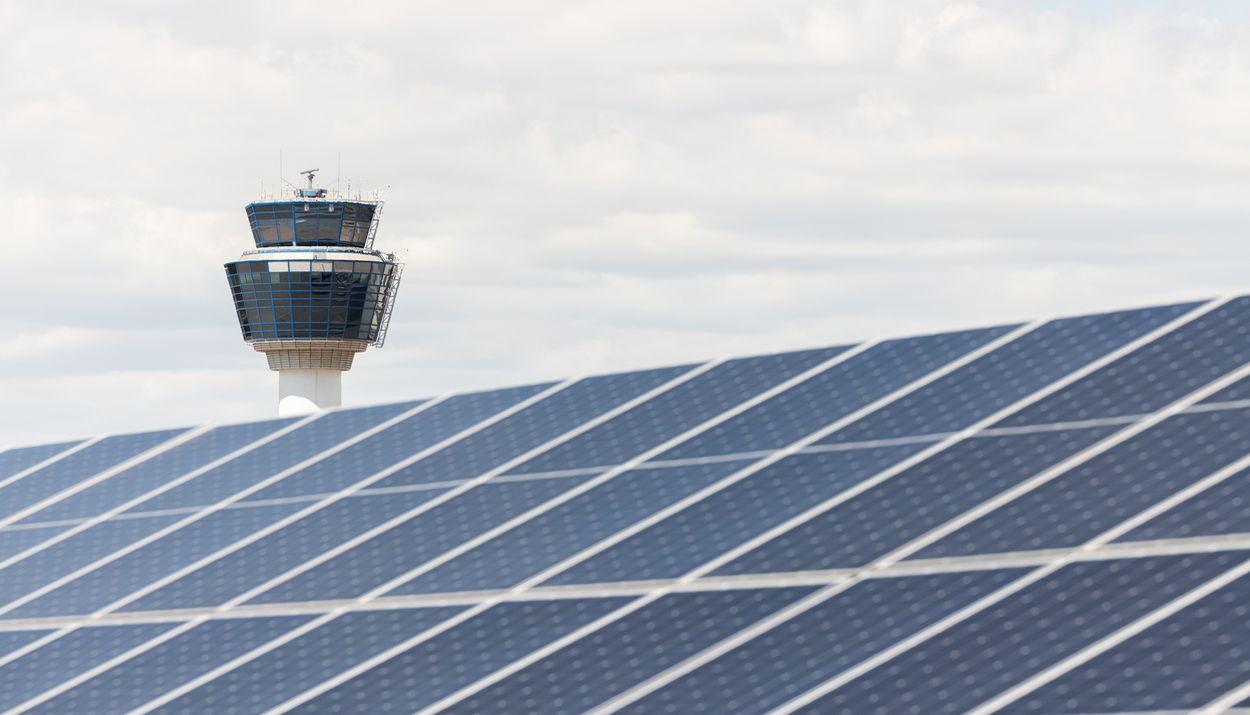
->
3, 0, 1250, 444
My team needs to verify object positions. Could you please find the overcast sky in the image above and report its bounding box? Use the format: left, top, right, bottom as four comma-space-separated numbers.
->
3, 0, 1250, 445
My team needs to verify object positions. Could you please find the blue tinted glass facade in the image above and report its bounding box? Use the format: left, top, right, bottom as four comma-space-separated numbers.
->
245, 201, 377, 248
225, 258, 398, 342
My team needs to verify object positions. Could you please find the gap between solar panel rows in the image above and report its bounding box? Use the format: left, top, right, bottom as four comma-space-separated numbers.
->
0, 295, 1245, 710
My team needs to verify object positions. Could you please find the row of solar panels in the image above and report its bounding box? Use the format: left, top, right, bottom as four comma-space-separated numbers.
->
3, 296, 1250, 712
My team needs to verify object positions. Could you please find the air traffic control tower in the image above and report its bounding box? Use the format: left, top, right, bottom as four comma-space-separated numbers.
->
225, 170, 402, 416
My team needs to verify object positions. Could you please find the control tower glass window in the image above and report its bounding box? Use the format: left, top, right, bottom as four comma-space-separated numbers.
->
225, 260, 398, 341
246, 202, 377, 248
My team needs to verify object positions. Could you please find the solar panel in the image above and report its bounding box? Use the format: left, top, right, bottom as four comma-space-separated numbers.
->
995, 571, 1250, 713
3, 296, 1250, 713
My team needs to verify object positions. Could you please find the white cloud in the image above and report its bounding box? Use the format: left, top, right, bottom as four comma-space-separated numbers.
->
3, 0, 1250, 444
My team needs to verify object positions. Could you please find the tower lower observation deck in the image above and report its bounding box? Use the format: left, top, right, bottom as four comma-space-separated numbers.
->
225, 174, 402, 416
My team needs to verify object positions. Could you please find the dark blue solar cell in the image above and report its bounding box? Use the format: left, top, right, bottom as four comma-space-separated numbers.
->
124, 489, 451, 613
151, 606, 465, 713
8, 503, 305, 620
0, 630, 53, 662
917, 408, 1250, 559
247, 477, 592, 606
445, 587, 818, 715
509, 347, 852, 474
132, 401, 420, 513
291, 597, 631, 713
0, 514, 183, 611
29, 615, 311, 714
369, 366, 694, 489
250, 383, 553, 500
659, 327, 1016, 462
996, 297, 1250, 427
1004, 569, 1250, 714
548, 444, 930, 586
1198, 373, 1250, 405
388, 460, 753, 596
820, 303, 1197, 444
25, 418, 297, 525
0, 525, 68, 563
713, 426, 1119, 575
1118, 463, 1250, 543
0, 623, 175, 711
0, 441, 82, 481
0, 428, 187, 523
626, 569, 1024, 715
799, 552, 1247, 715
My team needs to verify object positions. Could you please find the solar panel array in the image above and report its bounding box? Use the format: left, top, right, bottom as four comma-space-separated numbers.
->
5, 297, 1250, 713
